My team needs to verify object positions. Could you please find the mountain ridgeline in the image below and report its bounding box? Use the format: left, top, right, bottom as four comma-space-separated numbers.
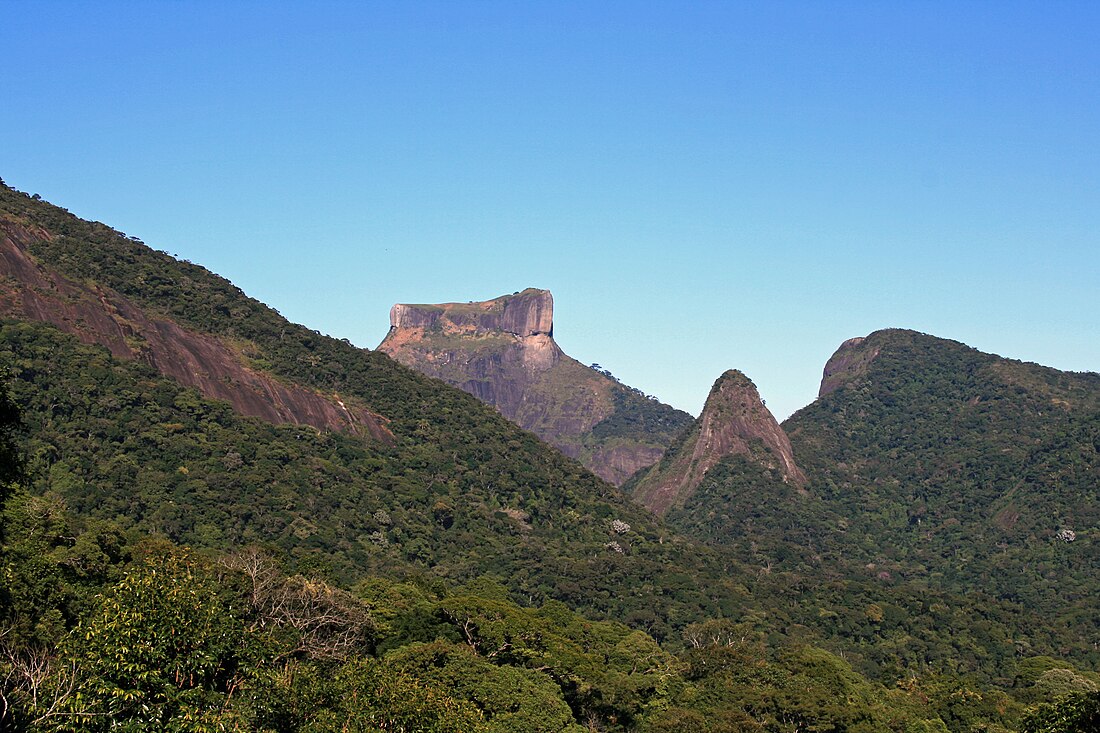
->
2, 180, 1100, 732
647, 328, 1099, 653
379, 289, 693, 485
783, 328, 1100, 632
0, 181, 739, 637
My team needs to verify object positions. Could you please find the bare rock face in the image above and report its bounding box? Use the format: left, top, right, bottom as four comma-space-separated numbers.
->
390, 288, 553, 337
0, 219, 392, 442
381, 289, 566, 408
819, 336, 882, 397
630, 370, 806, 515
379, 289, 692, 485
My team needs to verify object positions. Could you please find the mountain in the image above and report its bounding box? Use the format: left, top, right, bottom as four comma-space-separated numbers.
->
784, 329, 1100, 629
628, 369, 805, 516
0, 214, 392, 441
378, 289, 693, 485
622, 370, 826, 567
0, 181, 739, 639
3, 181, 1099, 713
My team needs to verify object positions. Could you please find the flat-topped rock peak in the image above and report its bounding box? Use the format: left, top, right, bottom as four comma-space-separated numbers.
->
389, 288, 554, 338
379, 288, 693, 485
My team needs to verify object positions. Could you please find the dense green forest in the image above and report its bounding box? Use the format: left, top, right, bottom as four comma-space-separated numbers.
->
783, 330, 1099, 638
2, 183, 1099, 730
2, 317, 1095, 698
4, 486, 1098, 732
0, 318, 742, 640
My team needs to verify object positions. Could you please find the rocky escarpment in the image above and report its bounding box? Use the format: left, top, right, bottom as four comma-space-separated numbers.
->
629, 370, 805, 515
390, 287, 553, 337
0, 218, 392, 442
379, 289, 693, 485
818, 335, 883, 397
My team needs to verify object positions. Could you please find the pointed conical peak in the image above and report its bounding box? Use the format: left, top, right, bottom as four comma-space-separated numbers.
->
631, 369, 806, 515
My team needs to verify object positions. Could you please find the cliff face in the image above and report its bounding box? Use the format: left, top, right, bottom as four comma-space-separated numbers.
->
0, 218, 392, 442
630, 370, 805, 515
390, 287, 554, 337
818, 336, 882, 397
379, 290, 692, 485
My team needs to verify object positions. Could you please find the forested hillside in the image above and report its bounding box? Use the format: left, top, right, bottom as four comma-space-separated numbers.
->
784, 329, 1099, 635
2, 183, 1099, 731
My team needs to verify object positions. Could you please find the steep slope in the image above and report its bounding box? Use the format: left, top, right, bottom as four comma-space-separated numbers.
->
4, 181, 1098, 688
625, 371, 824, 569
0, 218, 391, 441
378, 290, 692, 485
8, 322, 1094, 689
629, 370, 805, 516
0, 181, 735, 638
785, 329, 1100, 624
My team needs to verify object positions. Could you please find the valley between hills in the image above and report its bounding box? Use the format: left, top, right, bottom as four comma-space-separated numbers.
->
0, 179, 1097, 732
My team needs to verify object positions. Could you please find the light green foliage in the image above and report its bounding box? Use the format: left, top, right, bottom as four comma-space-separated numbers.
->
894, 673, 1022, 733
1022, 691, 1100, 733
50, 549, 249, 732
661, 640, 959, 733
386, 641, 582, 733
0, 493, 128, 649
256, 657, 489, 733
433, 592, 683, 730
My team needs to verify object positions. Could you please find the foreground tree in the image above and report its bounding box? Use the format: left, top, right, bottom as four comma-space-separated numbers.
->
1022, 691, 1100, 733
0, 379, 23, 511
46, 548, 251, 732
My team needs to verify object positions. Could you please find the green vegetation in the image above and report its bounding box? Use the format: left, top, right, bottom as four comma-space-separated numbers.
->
3, 497, 1066, 732
784, 329, 1099, 639
1022, 691, 1100, 733
0, 318, 739, 640
1, 185, 1097, 730
590, 384, 695, 447
662, 452, 829, 566
625, 333, 1099, 688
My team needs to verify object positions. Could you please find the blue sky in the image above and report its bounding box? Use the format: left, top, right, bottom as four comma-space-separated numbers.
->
3, 1, 1097, 419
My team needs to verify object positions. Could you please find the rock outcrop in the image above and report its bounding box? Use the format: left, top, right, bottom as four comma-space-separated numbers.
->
379, 289, 692, 485
630, 370, 805, 515
0, 218, 392, 442
818, 336, 882, 397
390, 287, 554, 337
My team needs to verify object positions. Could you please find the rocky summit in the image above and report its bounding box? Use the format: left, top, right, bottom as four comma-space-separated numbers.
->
379, 289, 692, 485
629, 369, 806, 515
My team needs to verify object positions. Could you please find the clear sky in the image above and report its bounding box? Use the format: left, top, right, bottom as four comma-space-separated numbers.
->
3, 1, 1097, 420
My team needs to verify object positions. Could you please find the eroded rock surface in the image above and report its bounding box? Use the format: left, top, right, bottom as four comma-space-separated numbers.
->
819, 336, 882, 397
0, 219, 391, 442
379, 289, 692, 485
630, 370, 805, 515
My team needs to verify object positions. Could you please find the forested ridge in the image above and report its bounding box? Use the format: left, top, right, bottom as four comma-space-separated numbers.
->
1, 182, 1099, 730
784, 330, 1099, 639
4, 481, 1098, 732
